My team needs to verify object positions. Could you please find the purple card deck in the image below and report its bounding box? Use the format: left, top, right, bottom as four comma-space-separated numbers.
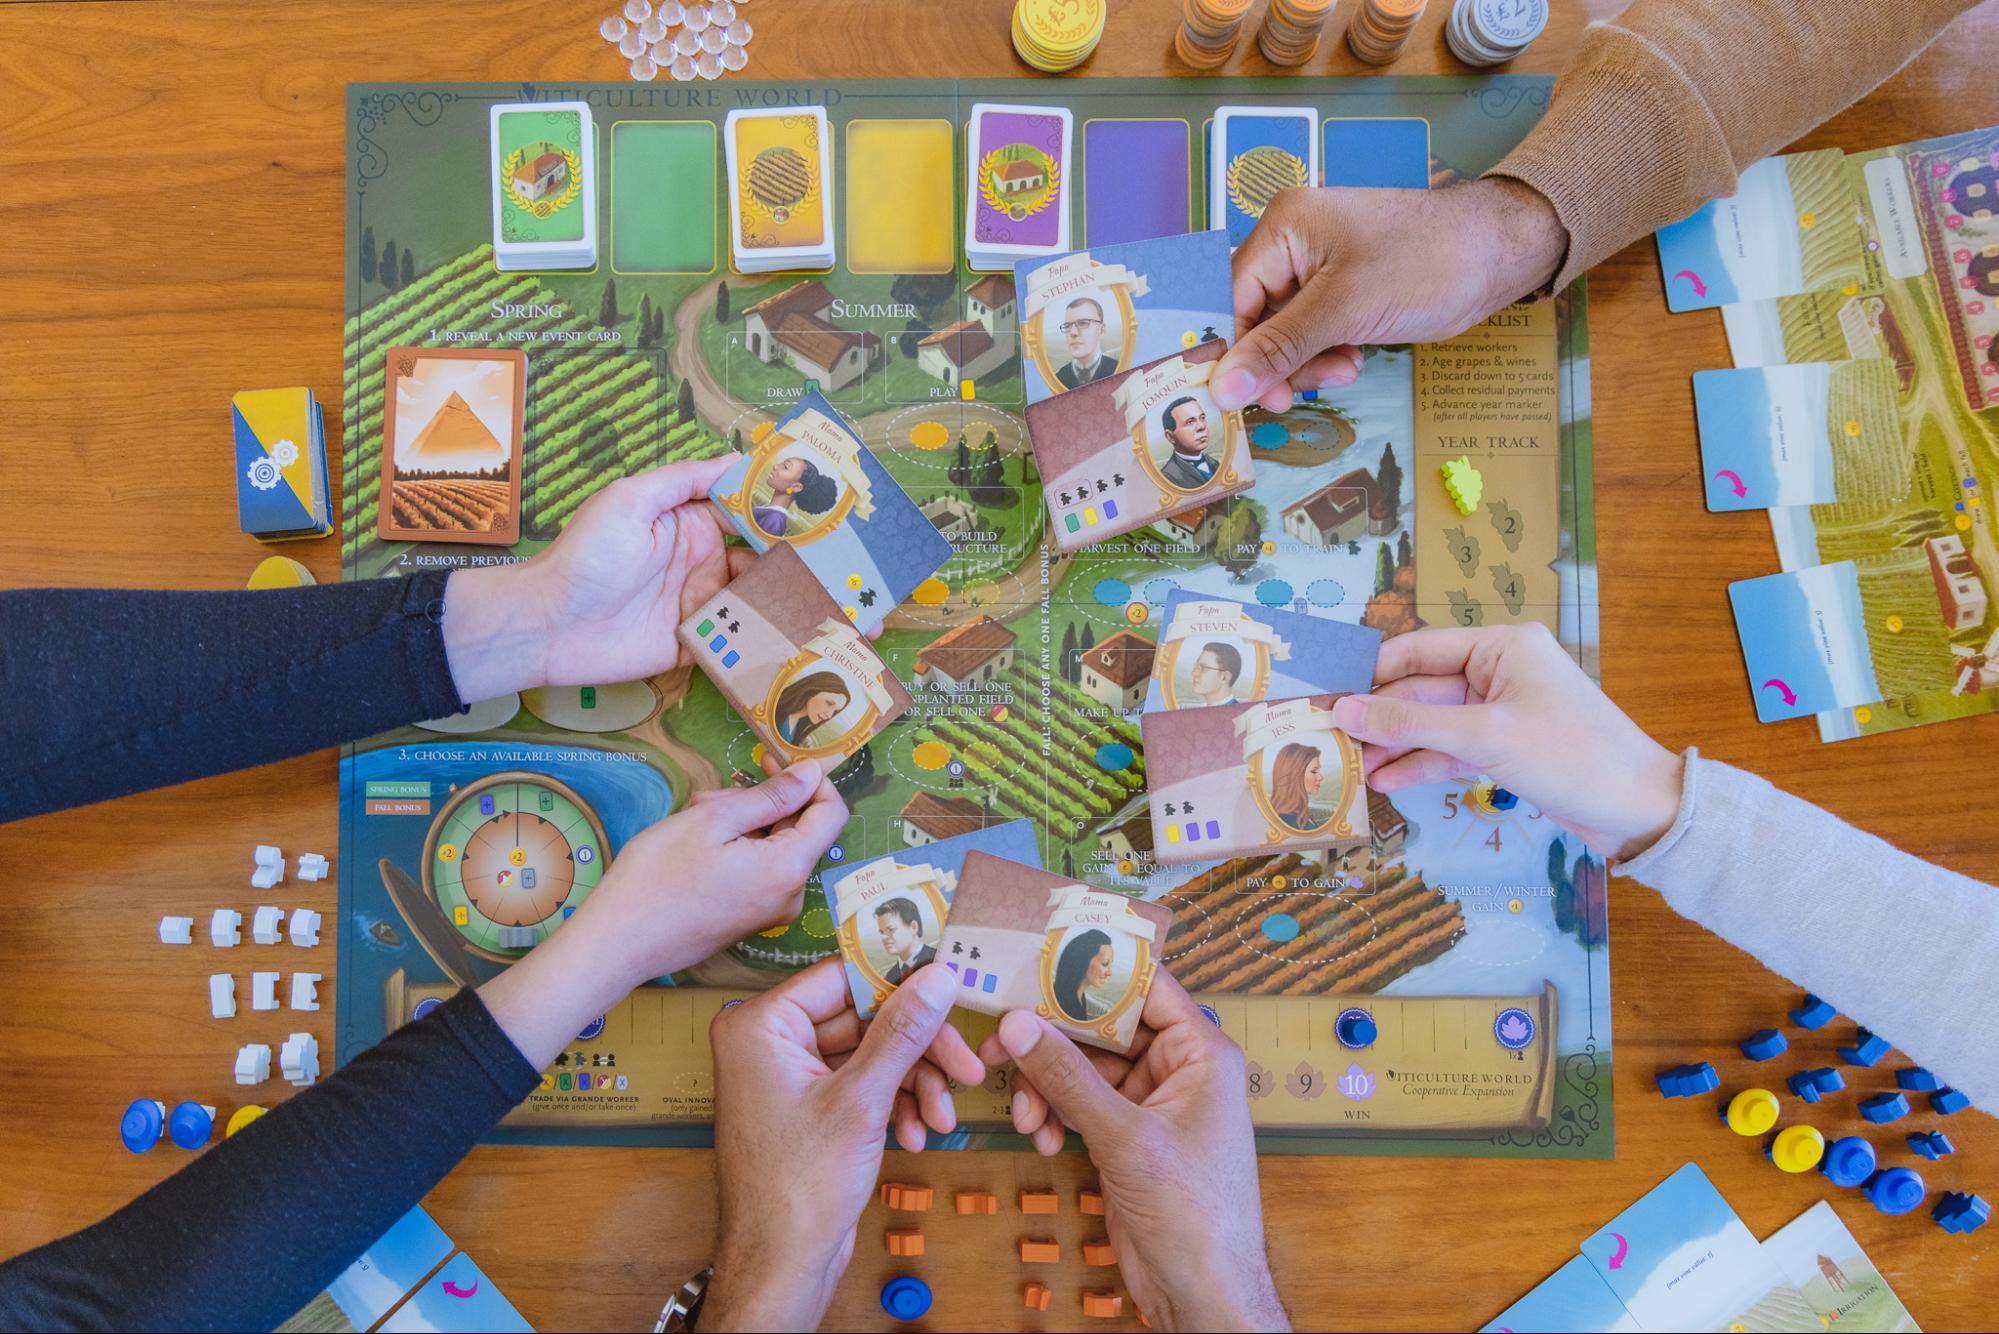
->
935, 852, 1173, 1054
1139, 693, 1368, 863
677, 543, 912, 767
1024, 338, 1253, 551
965, 102, 1074, 271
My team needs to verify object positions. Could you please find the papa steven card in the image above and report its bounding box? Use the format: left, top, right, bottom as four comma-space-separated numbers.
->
709, 390, 951, 635
676, 543, 912, 766
824, 819, 1042, 1020
1023, 338, 1253, 552
1144, 590, 1381, 712
1140, 693, 1368, 863
936, 852, 1174, 1054
1013, 229, 1234, 405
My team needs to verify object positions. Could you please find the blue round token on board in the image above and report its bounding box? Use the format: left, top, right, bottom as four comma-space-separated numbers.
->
1255, 579, 1294, 607
1198, 1004, 1222, 1028
1261, 913, 1301, 943
880, 1277, 932, 1321
167, 1101, 213, 1150
947, 759, 966, 778
412, 997, 443, 1021
1865, 1166, 1926, 1216
1335, 1008, 1377, 1049
577, 1015, 606, 1041
1092, 577, 1132, 607
1250, 420, 1289, 449
827, 844, 845, 862
1494, 1007, 1536, 1050
1095, 742, 1134, 773
120, 1099, 163, 1154
1821, 1135, 1877, 1188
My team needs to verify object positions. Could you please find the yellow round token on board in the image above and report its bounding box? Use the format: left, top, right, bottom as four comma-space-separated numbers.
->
1841, 284, 1859, 296
1957, 514, 1973, 530
1261, 540, 1276, 555
247, 556, 315, 589
1124, 603, 1148, 625
1854, 706, 1873, 724
846, 573, 863, 590
225, 1105, 267, 1137
911, 576, 949, 606
1118, 859, 1133, 875
751, 742, 767, 769
439, 843, 458, 862
912, 740, 950, 770
508, 847, 528, 867
1885, 614, 1904, 633
1725, 1088, 1780, 1137
1508, 898, 1523, 913
1768, 1124, 1826, 1173
844, 606, 859, 620
1271, 874, 1288, 890
910, 420, 949, 450
1181, 330, 1199, 348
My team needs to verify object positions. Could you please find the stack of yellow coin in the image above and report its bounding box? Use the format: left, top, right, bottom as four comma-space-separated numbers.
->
1012, 0, 1106, 73
1256, 0, 1333, 66
1174, 0, 1253, 70
1346, 0, 1425, 65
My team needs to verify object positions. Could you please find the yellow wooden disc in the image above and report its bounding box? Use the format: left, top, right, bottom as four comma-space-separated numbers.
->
1726, 1088, 1780, 1137
247, 556, 315, 589
1769, 1124, 1825, 1173
225, 1105, 267, 1137
911, 577, 950, 606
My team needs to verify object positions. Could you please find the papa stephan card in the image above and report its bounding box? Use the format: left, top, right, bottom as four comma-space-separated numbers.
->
1024, 338, 1253, 553
825, 819, 1042, 1020
936, 851, 1173, 1054
677, 542, 912, 767
1140, 693, 1368, 864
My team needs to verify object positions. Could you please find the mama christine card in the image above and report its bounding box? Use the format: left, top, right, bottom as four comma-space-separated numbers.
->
1024, 338, 1253, 552
1144, 590, 1380, 712
709, 390, 950, 636
825, 819, 1042, 1020
935, 852, 1173, 1054
1140, 693, 1368, 864
1013, 229, 1234, 405
676, 543, 911, 767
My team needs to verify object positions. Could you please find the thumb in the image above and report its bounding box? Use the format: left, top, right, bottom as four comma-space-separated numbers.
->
1212, 275, 1349, 411
1332, 693, 1489, 759
620, 455, 734, 516
997, 1011, 1128, 1141
839, 962, 959, 1114
698, 759, 822, 838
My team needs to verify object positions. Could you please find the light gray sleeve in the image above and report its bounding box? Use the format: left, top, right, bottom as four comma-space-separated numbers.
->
1619, 749, 1999, 1110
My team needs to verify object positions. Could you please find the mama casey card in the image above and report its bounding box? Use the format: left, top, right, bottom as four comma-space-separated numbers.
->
825, 819, 1042, 1020
1140, 693, 1368, 863
709, 390, 951, 634
1014, 229, 1234, 405
936, 852, 1173, 1054
1145, 590, 1380, 712
677, 543, 912, 766
1024, 338, 1253, 552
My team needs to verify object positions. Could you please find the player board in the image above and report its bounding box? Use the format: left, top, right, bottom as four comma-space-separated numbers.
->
338, 76, 1606, 1157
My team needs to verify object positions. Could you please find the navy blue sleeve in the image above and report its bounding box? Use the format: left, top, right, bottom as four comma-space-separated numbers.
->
0, 572, 464, 823
0, 989, 539, 1333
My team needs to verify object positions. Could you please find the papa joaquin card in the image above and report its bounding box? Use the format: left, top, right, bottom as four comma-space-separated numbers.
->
377, 346, 525, 546
709, 391, 951, 635
677, 543, 913, 766
1145, 590, 1381, 712
1014, 230, 1234, 405
1140, 693, 1368, 863
824, 819, 1042, 1020
935, 852, 1173, 1054
1023, 338, 1253, 552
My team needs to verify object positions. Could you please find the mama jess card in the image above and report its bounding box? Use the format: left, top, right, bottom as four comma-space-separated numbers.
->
825, 819, 1042, 1020
1140, 693, 1368, 863
1144, 590, 1380, 712
677, 543, 912, 767
1024, 338, 1253, 552
709, 391, 950, 635
936, 852, 1173, 1054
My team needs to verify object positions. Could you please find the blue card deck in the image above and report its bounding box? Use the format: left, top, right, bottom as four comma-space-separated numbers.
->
1143, 590, 1380, 712
232, 387, 330, 543
1210, 107, 1319, 247
1015, 230, 1234, 406
1693, 359, 1905, 511
709, 391, 950, 634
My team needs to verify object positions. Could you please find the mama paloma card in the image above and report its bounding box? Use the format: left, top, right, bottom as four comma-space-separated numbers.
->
936, 852, 1173, 1054
1023, 338, 1252, 552
1139, 694, 1368, 863
677, 543, 912, 767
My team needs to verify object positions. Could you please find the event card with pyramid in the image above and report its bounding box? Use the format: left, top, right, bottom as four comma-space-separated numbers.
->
377, 347, 525, 546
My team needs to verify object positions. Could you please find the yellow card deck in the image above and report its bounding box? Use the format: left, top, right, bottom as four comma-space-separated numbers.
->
724, 107, 834, 272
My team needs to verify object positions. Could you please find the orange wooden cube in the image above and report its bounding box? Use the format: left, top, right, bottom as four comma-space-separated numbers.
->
1023, 1282, 1051, 1311
1020, 1190, 1060, 1214
880, 1182, 933, 1211
956, 1190, 999, 1215
885, 1227, 925, 1257
1083, 1240, 1116, 1266
1083, 1291, 1125, 1319
1079, 1188, 1106, 1215
1019, 1238, 1061, 1264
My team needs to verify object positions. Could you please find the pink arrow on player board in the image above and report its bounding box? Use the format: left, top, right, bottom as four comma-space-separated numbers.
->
1607, 1232, 1629, 1270
1713, 469, 1748, 498
442, 1279, 480, 1299
1673, 270, 1709, 297
1762, 679, 1798, 706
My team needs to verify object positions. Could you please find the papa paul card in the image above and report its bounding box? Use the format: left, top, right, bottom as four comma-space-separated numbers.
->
376, 346, 525, 547
710, 390, 951, 635
677, 543, 912, 767
1144, 590, 1380, 712
936, 852, 1173, 1054
1014, 229, 1234, 405
1140, 693, 1368, 864
825, 819, 1042, 1020
1023, 338, 1253, 553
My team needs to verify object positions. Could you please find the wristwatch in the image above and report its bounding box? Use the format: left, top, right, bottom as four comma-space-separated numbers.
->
653, 1265, 713, 1332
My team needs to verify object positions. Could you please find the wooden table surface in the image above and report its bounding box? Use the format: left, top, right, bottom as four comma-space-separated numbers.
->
3, 1, 1996, 1329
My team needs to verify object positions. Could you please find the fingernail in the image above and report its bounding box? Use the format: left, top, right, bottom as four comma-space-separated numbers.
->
1213, 367, 1254, 409
1332, 694, 1368, 734
998, 1010, 1043, 1060
1322, 365, 1359, 388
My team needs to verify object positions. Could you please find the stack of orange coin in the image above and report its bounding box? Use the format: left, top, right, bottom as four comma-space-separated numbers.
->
1174, 0, 1254, 70
1256, 0, 1334, 66
1346, 0, 1426, 65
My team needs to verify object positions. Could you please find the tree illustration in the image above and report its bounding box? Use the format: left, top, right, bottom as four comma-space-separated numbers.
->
399, 249, 414, 289
359, 227, 377, 283
676, 377, 695, 424
637, 294, 656, 347
829, 744, 876, 799
950, 437, 971, 489
715, 282, 731, 323
1374, 543, 1394, 595
1376, 441, 1403, 513
1397, 529, 1413, 569
379, 240, 398, 290
1214, 502, 1263, 578
599, 279, 620, 329
1060, 622, 1079, 683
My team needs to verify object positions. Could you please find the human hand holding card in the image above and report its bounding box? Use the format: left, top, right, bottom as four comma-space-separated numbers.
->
1144, 590, 1380, 712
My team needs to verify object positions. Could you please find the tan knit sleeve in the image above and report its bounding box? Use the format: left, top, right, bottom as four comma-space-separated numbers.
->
1488, 0, 1984, 292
